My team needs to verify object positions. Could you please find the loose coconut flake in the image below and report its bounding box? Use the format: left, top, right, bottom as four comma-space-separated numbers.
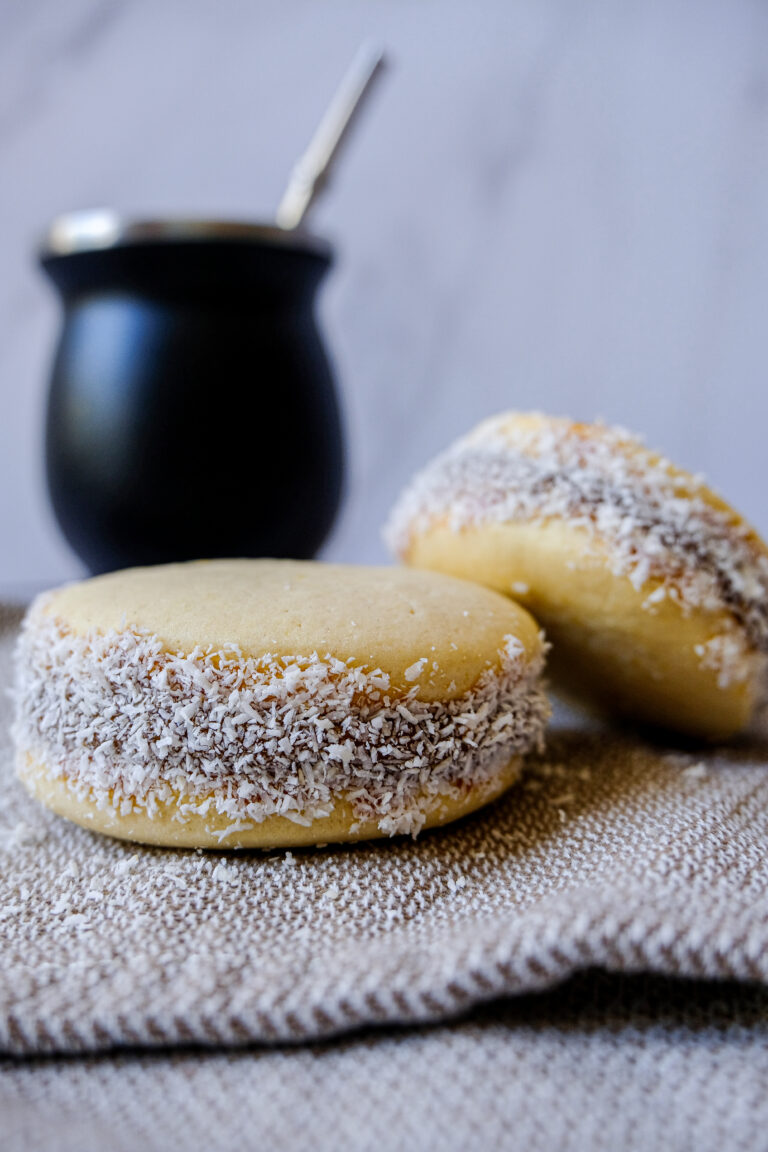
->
12, 600, 550, 838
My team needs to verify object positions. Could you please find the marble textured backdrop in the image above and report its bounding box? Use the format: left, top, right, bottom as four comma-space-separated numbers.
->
1, 0, 767, 592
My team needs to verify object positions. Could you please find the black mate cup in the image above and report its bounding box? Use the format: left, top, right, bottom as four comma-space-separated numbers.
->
39, 212, 344, 575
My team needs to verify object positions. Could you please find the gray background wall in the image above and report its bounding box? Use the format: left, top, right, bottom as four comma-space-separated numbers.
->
2, 0, 767, 594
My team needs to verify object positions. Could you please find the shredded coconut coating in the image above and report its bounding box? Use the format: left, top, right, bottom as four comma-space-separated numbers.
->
385, 416, 768, 668
12, 600, 550, 838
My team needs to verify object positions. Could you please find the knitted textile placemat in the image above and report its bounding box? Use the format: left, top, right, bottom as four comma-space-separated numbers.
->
4, 973, 768, 1152
2, 601, 768, 1056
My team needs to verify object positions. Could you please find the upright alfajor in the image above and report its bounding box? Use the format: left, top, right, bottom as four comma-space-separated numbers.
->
13, 559, 549, 848
386, 412, 768, 739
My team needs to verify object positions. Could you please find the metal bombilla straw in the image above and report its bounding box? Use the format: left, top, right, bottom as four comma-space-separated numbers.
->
276, 43, 388, 231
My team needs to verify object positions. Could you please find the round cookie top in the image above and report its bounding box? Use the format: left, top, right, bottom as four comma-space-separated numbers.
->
42, 559, 542, 701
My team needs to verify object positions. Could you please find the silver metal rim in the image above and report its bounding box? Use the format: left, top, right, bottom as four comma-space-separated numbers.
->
41, 209, 332, 259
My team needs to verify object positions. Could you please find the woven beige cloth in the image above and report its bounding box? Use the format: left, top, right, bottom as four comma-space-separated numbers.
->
3, 973, 768, 1152
2, 601, 768, 1059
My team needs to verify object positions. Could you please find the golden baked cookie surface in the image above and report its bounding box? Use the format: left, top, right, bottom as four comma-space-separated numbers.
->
46, 558, 541, 701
